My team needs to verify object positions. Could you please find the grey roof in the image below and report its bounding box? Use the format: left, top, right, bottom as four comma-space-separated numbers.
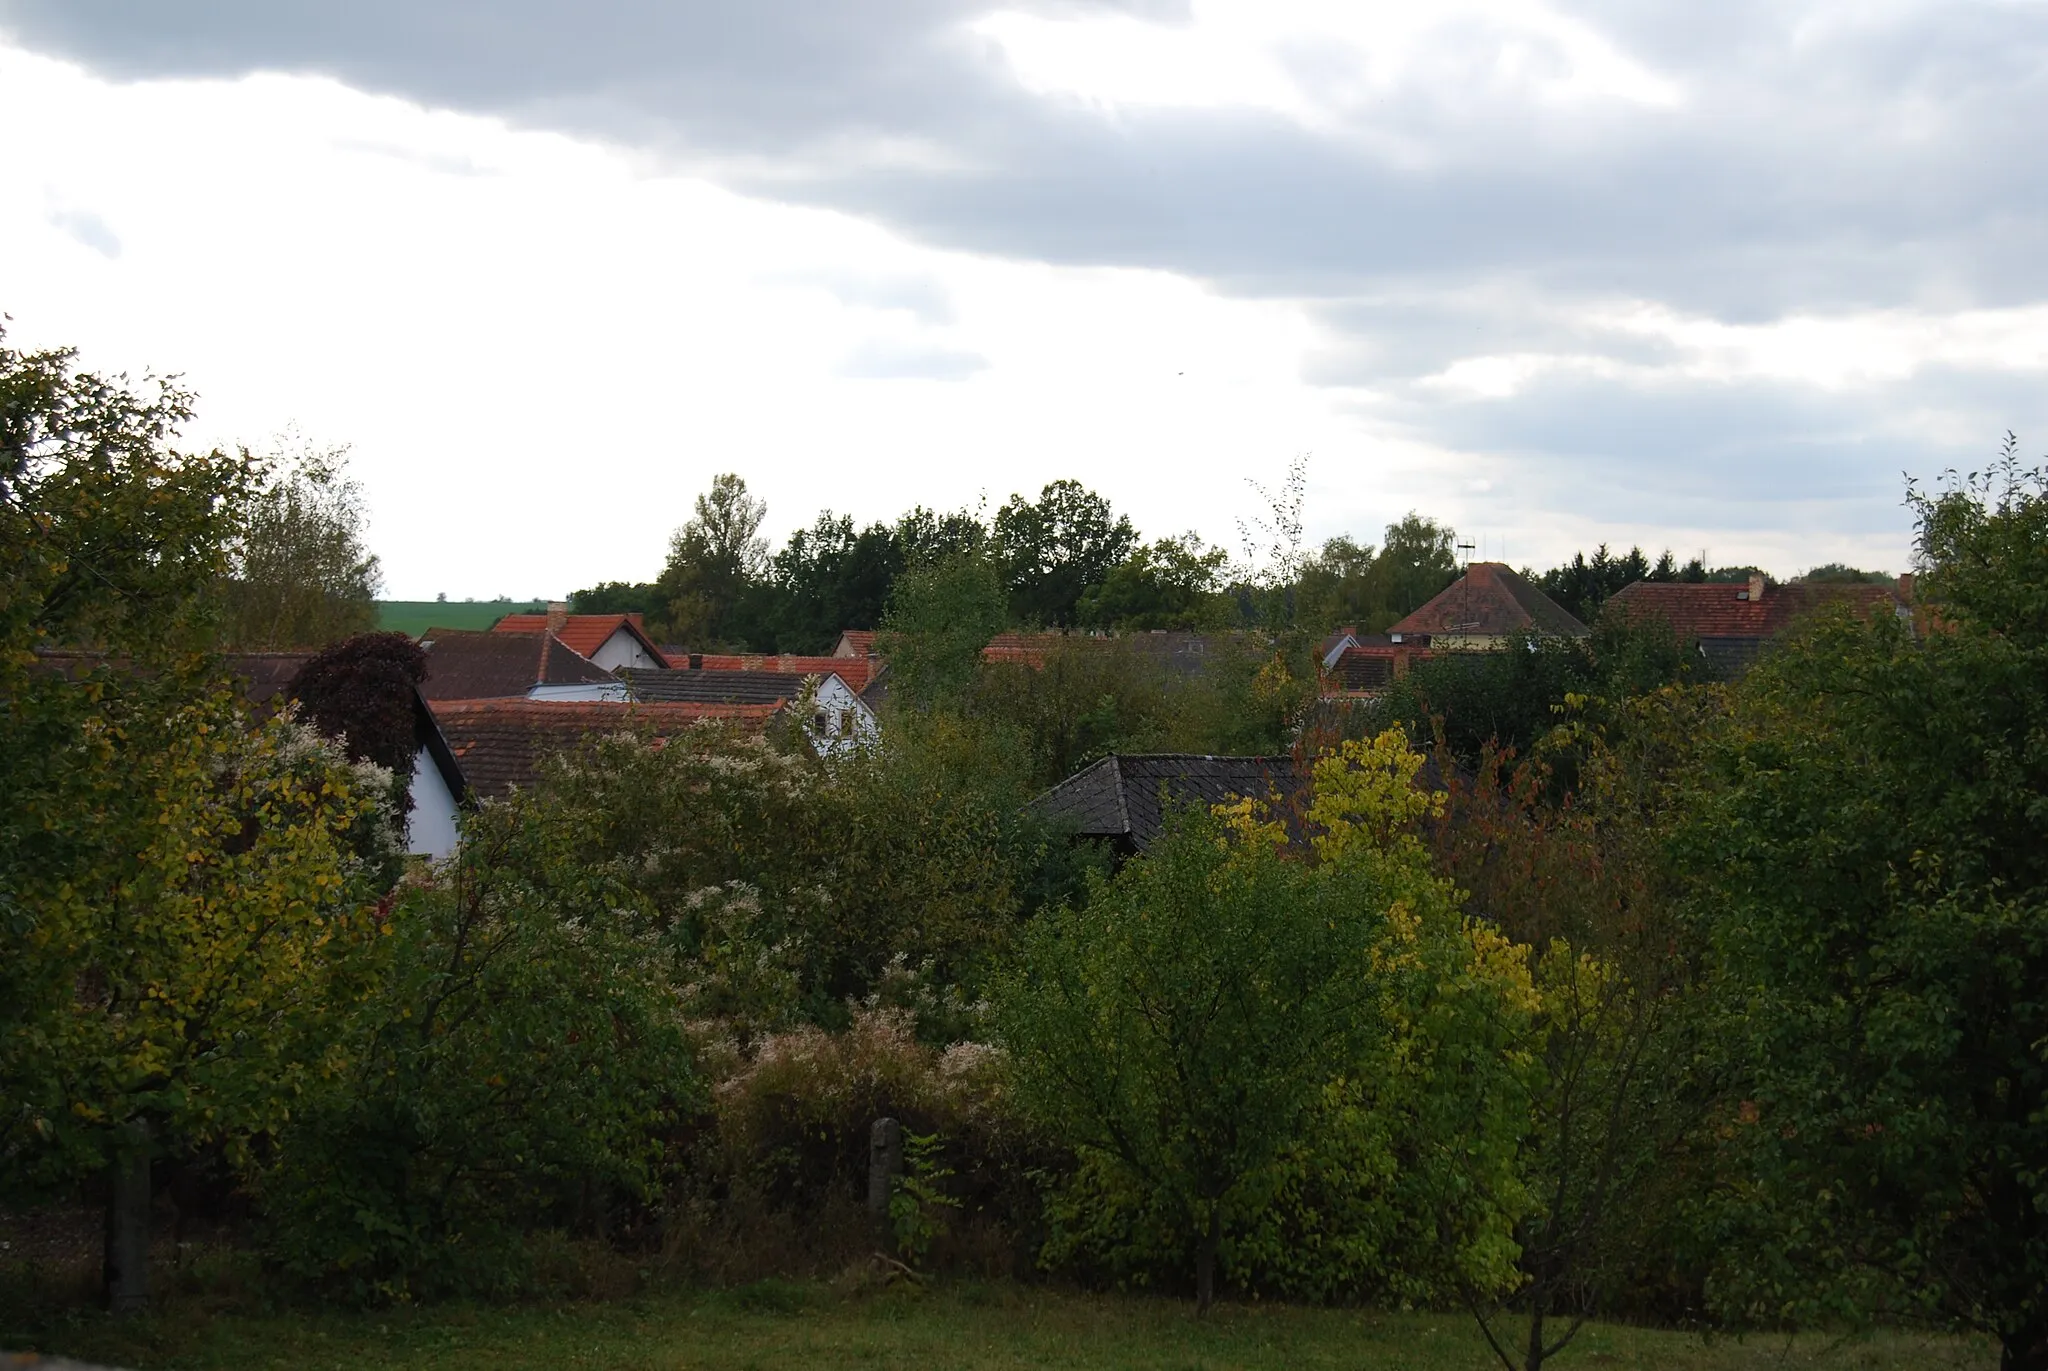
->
616, 667, 819, 705
1032, 754, 1301, 851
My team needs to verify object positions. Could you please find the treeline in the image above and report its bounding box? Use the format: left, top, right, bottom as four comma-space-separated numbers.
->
576, 469, 1860, 654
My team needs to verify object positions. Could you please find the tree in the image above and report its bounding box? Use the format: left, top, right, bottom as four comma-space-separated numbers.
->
656, 473, 769, 647
999, 732, 1536, 1314
771, 510, 904, 652
1075, 533, 1231, 631
569, 580, 662, 618
991, 479, 1136, 627
1292, 514, 1461, 635
997, 810, 1393, 1312
218, 437, 381, 648
1691, 444, 2048, 1369
878, 551, 1007, 711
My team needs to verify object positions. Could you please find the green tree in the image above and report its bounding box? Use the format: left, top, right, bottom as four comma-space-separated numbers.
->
771, 510, 904, 652
1076, 533, 1231, 631
991, 479, 1136, 627
878, 550, 1007, 711
218, 437, 381, 648
656, 472, 769, 647
1292, 514, 1461, 635
1691, 446, 2048, 1369
999, 733, 1535, 1313
262, 780, 695, 1299
569, 579, 662, 618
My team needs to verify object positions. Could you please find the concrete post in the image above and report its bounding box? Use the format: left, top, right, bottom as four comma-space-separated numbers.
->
867, 1116, 904, 1220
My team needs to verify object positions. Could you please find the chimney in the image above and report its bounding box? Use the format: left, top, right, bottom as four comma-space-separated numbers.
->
545, 600, 569, 632
1897, 572, 1915, 602
1746, 572, 1766, 603
688, 652, 703, 670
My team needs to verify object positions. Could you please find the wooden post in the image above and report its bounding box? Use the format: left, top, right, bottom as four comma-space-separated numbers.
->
867, 1117, 903, 1221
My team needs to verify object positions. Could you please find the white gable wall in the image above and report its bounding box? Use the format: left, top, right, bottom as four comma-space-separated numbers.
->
805, 673, 879, 756
589, 628, 662, 671
407, 745, 462, 860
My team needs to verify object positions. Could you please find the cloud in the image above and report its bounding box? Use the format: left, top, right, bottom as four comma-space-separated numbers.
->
45, 203, 119, 256
2, 1, 2043, 585
837, 338, 989, 380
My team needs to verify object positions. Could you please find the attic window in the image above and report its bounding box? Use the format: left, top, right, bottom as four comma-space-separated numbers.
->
1735, 590, 1749, 600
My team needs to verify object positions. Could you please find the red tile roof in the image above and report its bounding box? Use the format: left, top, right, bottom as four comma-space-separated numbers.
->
1389, 563, 1588, 638
418, 628, 615, 701
1605, 580, 1904, 640
835, 630, 878, 657
491, 613, 671, 667
428, 697, 779, 800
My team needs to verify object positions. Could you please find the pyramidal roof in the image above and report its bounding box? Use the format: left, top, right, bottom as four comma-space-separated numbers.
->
1388, 563, 1588, 638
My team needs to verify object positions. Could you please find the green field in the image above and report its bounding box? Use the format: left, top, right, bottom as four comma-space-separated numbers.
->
13, 1280, 1991, 1371
375, 600, 549, 637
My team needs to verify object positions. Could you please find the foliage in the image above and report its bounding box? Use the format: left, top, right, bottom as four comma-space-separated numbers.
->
657, 472, 771, 647
1690, 449, 2048, 1369
3, 702, 387, 1198
891, 1130, 964, 1266
999, 739, 1536, 1311
991, 480, 1137, 628
879, 551, 1008, 712
770, 511, 905, 653
217, 437, 380, 649
1076, 534, 1232, 631
262, 789, 696, 1301
1382, 617, 1690, 771
0, 327, 252, 659
286, 629, 427, 795
531, 716, 1036, 1031
1293, 513, 1461, 635
568, 580, 663, 618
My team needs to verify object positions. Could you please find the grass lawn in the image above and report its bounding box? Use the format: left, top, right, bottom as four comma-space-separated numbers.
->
12, 1279, 1993, 1371
375, 600, 548, 637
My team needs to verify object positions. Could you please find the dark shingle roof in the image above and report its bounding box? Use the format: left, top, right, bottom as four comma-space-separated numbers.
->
418, 629, 615, 701
1032, 754, 1301, 852
1331, 648, 1395, 692
616, 667, 824, 705
1390, 563, 1588, 639
429, 698, 779, 800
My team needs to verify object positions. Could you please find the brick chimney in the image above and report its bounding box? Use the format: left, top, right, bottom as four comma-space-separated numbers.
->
1746, 572, 1766, 603
545, 600, 569, 632
1897, 572, 1915, 602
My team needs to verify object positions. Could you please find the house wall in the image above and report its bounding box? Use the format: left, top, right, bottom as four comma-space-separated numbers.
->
407, 746, 462, 859
590, 630, 662, 671
526, 681, 631, 701
808, 674, 879, 755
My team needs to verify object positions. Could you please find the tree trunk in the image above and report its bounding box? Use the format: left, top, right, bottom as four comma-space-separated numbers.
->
103, 1120, 151, 1316
1195, 1212, 1220, 1316
1524, 1291, 1551, 1371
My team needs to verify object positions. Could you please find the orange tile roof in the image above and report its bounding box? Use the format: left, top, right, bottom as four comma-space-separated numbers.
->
491, 613, 671, 667
835, 630, 878, 657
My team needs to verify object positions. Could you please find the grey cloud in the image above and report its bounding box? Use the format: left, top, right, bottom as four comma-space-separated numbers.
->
6, 0, 2046, 539
46, 205, 121, 257
769, 268, 956, 324
837, 338, 988, 380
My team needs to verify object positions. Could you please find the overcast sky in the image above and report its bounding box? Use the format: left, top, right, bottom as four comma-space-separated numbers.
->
4, 2, 2044, 599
